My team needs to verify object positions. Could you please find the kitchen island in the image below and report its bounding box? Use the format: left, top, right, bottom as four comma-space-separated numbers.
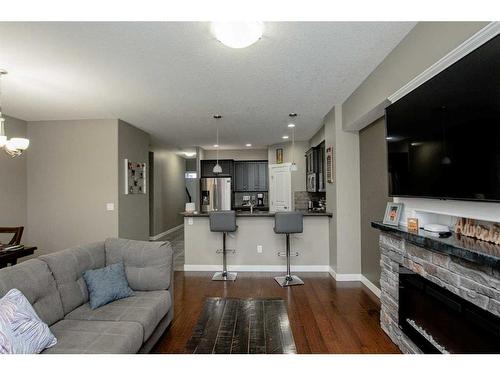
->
182, 210, 332, 272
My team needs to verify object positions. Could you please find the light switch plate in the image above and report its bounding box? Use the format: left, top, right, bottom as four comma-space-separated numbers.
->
106, 203, 115, 211
257, 245, 263, 253
188, 218, 194, 225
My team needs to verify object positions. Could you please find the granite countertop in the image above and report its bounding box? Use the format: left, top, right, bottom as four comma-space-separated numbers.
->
182, 210, 333, 218
371, 221, 500, 270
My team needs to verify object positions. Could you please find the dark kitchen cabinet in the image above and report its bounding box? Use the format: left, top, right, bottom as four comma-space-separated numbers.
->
201, 159, 233, 178
234, 161, 268, 192
305, 142, 325, 192
317, 141, 325, 192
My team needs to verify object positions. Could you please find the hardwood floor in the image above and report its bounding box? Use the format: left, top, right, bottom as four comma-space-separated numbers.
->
152, 271, 400, 354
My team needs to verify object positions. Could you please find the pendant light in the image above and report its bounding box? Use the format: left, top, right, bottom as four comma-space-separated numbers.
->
0, 70, 30, 158
289, 113, 298, 171
213, 115, 222, 174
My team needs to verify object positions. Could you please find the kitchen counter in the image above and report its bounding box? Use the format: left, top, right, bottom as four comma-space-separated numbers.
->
182, 210, 332, 218
182, 210, 331, 271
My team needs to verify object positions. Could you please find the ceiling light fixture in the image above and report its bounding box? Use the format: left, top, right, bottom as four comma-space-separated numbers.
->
287, 124, 295, 128
184, 152, 196, 157
282, 135, 289, 139
213, 115, 223, 174
211, 22, 264, 49
0, 70, 30, 158
245, 143, 252, 147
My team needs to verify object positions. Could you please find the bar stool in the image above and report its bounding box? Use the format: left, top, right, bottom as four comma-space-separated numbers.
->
209, 210, 237, 281
274, 211, 304, 287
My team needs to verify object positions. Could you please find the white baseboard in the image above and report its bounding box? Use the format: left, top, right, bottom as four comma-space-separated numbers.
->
328, 267, 381, 298
183, 264, 330, 272
359, 275, 381, 298
149, 224, 183, 241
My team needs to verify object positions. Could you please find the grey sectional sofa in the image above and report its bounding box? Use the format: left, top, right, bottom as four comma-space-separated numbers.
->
0, 238, 174, 354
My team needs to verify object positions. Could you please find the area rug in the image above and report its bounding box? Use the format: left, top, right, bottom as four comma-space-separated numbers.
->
185, 297, 297, 354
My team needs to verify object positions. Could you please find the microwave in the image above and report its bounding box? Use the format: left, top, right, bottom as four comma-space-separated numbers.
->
307, 173, 317, 192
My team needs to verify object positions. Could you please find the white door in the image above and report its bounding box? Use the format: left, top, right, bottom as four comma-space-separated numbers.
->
269, 163, 292, 212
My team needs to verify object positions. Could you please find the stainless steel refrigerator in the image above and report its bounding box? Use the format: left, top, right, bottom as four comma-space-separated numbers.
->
200, 177, 232, 212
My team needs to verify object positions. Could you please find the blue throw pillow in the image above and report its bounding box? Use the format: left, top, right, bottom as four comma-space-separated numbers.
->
83, 263, 133, 309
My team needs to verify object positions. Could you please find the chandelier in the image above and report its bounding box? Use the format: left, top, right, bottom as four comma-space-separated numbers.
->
0, 70, 30, 158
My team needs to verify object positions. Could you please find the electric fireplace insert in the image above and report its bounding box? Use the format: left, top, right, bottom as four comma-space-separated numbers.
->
399, 265, 500, 353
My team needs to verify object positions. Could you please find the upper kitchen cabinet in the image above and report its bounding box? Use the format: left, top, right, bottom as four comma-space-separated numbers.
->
234, 161, 268, 192
305, 141, 325, 192
201, 159, 234, 178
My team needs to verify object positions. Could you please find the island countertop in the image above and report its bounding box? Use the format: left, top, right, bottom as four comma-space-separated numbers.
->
181, 210, 333, 218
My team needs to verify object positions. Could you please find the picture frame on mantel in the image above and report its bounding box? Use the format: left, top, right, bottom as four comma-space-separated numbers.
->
383, 202, 403, 226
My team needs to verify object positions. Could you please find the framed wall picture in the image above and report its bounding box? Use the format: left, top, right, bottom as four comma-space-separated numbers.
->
125, 159, 147, 195
276, 148, 284, 164
326, 146, 334, 183
383, 202, 403, 226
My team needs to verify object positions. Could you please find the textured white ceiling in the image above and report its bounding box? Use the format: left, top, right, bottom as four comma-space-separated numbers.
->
0, 22, 415, 149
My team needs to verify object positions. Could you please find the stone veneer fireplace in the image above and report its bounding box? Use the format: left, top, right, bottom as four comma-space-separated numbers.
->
373, 222, 500, 354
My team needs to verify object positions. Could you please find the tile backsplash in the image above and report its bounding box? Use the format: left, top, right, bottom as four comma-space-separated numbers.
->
294, 191, 326, 210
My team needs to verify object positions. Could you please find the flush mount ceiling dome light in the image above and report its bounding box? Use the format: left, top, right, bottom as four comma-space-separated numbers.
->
211, 22, 264, 49
0, 70, 30, 158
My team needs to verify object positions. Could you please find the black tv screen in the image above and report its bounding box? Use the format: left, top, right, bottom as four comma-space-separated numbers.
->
386, 34, 500, 202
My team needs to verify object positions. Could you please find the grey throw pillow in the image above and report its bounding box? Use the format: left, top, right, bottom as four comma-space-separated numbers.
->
82, 263, 133, 309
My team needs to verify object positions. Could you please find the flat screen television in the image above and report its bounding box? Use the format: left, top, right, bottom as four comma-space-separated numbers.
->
385, 34, 500, 202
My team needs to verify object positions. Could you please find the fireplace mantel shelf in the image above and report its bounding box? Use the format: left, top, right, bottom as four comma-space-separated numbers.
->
371, 221, 500, 270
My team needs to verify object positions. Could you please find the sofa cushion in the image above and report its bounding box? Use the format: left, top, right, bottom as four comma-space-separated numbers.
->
43, 319, 143, 354
0, 259, 64, 326
0, 289, 57, 353
105, 238, 173, 291
83, 263, 133, 309
64, 290, 171, 342
40, 242, 105, 315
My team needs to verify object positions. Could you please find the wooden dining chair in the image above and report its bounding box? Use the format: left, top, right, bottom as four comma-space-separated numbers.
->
0, 226, 24, 246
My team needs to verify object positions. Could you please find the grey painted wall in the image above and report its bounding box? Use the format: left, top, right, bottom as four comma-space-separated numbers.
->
359, 117, 388, 288
26, 119, 119, 255
309, 125, 325, 147
324, 108, 337, 272
151, 149, 186, 236
343, 22, 488, 130
118, 120, 150, 240
323, 106, 361, 275
0, 116, 27, 243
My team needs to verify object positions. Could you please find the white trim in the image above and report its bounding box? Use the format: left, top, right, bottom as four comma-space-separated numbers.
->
328, 267, 381, 299
389, 22, 500, 104
328, 267, 361, 281
183, 264, 329, 272
149, 224, 184, 241
359, 275, 381, 299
